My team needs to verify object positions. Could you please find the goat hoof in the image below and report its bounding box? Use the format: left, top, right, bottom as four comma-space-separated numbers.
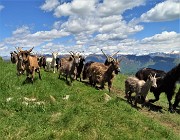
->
168, 108, 175, 113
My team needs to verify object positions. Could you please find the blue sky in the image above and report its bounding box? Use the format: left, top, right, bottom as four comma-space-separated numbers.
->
0, 0, 179, 56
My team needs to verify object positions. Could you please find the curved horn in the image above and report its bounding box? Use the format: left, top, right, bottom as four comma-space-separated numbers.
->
15, 47, 19, 52
111, 50, 120, 57
28, 47, 34, 52
15, 47, 23, 52
118, 58, 122, 63
101, 49, 108, 59
70, 51, 76, 55
69, 51, 73, 55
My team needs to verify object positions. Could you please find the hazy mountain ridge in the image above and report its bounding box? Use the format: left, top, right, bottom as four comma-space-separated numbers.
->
85, 53, 179, 74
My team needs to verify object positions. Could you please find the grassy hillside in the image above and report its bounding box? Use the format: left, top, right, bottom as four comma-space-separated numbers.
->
0, 59, 180, 140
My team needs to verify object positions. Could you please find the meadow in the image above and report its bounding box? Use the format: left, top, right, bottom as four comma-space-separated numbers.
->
0, 58, 180, 140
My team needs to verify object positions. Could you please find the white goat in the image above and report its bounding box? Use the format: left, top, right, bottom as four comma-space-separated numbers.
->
125, 74, 157, 106
46, 52, 58, 73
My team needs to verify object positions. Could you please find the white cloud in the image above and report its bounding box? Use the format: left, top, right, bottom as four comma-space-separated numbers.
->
12, 25, 30, 36
40, 0, 59, 12
140, 0, 180, 22
142, 31, 178, 42
1, 0, 179, 56
54, 0, 97, 17
98, 0, 145, 17
0, 5, 4, 11
1, 26, 70, 55
84, 31, 180, 55
54, 3, 72, 17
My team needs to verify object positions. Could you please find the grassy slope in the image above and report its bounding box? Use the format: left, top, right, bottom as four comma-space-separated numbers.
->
0, 60, 180, 140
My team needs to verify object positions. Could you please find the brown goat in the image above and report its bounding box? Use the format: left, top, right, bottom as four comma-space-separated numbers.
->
85, 60, 121, 92
58, 52, 80, 83
17, 47, 41, 83
101, 49, 120, 66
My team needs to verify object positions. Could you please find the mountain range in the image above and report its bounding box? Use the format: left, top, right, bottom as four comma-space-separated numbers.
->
2, 51, 180, 75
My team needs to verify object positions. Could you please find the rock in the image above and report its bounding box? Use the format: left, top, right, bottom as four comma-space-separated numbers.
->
62, 95, 70, 100
104, 93, 112, 102
50, 95, 56, 103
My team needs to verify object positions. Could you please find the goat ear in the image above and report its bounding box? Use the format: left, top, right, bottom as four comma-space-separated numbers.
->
156, 77, 162, 80
154, 73, 156, 78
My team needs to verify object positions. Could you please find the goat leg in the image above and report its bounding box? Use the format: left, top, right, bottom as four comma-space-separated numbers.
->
167, 92, 175, 113
38, 69, 42, 80
173, 88, 180, 110
108, 81, 112, 93
149, 92, 160, 103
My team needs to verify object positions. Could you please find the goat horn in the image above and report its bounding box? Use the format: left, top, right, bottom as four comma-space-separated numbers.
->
69, 51, 73, 55
101, 49, 108, 59
15, 47, 23, 52
118, 58, 122, 63
111, 50, 120, 57
15, 47, 19, 52
14, 51, 18, 54
28, 46, 34, 52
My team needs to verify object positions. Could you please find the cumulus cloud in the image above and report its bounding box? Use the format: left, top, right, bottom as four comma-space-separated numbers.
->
54, 0, 97, 17
40, 0, 59, 12
0, 5, 4, 11
1, 26, 70, 55
142, 31, 178, 42
140, 0, 180, 22
1, 0, 179, 56
98, 0, 145, 17
83, 31, 180, 55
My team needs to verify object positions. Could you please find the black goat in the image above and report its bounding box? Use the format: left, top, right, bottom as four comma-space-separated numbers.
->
76, 55, 85, 81
148, 64, 180, 112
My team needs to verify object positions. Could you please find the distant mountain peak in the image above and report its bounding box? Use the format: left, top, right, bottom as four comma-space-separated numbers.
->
170, 50, 180, 54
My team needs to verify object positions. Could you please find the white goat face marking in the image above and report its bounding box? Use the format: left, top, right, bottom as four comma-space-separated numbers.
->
52, 52, 58, 59
151, 77, 157, 88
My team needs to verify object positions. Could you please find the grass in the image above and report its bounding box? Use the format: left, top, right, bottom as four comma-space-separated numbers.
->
0, 59, 180, 140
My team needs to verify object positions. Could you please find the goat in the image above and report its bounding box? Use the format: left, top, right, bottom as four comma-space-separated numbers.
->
148, 64, 180, 112
76, 54, 85, 81
58, 52, 80, 83
10, 51, 18, 64
17, 47, 41, 83
15, 52, 25, 76
45, 52, 58, 73
101, 49, 120, 66
82, 61, 94, 81
38, 56, 46, 69
125, 74, 157, 106
82, 50, 120, 82
135, 67, 166, 100
135, 67, 166, 81
85, 59, 121, 92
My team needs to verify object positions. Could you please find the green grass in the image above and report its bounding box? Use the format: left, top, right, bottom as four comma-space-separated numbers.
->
0, 59, 180, 140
